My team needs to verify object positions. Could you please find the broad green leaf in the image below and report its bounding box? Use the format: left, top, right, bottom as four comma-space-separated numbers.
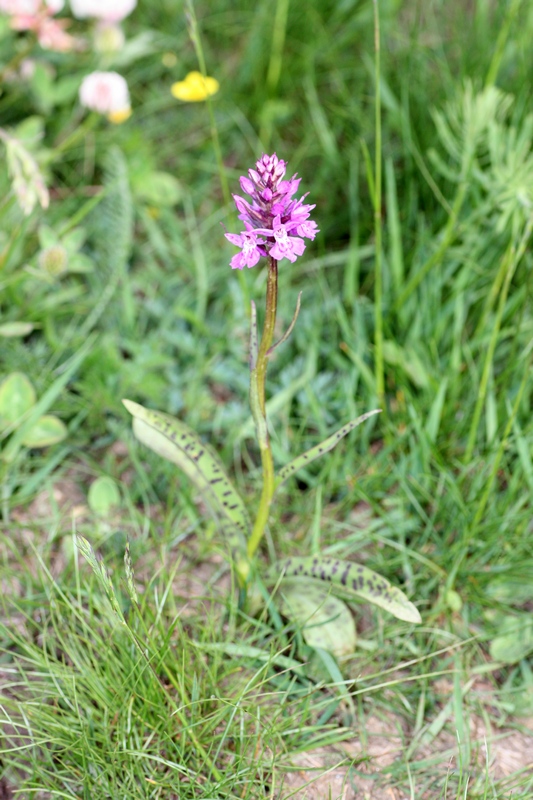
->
38, 224, 59, 249
21, 415, 67, 448
133, 171, 182, 207
490, 616, 533, 664
62, 226, 86, 252
486, 576, 533, 605
275, 410, 381, 488
0, 372, 35, 429
68, 253, 94, 274
271, 556, 421, 624
0, 322, 34, 337
279, 578, 356, 658
1, 338, 93, 462
123, 400, 249, 558
88, 476, 121, 516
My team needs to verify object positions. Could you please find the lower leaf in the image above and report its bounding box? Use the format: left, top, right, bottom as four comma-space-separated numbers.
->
278, 578, 356, 658
270, 556, 421, 624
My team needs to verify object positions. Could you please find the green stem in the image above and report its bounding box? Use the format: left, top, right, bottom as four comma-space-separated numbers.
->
484, 0, 522, 88
372, 0, 384, 408
247, 258, 278, 559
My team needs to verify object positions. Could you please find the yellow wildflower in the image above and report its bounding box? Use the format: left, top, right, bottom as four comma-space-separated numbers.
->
171, 71, 219, 102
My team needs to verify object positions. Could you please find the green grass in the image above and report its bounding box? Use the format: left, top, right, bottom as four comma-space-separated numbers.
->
2, 0, 533, 796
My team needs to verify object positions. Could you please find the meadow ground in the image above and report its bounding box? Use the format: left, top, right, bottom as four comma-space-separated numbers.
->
1, 0, 533, 797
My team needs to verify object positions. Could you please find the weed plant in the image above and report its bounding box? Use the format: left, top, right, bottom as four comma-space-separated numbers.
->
1, 0, 533, 797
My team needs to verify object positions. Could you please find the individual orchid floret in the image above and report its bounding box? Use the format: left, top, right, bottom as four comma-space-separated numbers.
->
225, 153, 318, 268
224, 228, 266, 270
259, 215, 306, 263
79, 71, 131, 123
69, 0, 136, 22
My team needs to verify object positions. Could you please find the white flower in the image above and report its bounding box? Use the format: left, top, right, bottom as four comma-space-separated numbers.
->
79, 71, 131, 121
0, 0, 63, 13
70, 0, 135, 21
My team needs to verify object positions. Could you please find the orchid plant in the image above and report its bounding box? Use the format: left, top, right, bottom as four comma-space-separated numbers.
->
124, 154, 421, 656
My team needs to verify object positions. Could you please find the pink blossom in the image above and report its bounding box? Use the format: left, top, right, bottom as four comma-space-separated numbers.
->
38, 17, 80, 50
224, 229, 266, 270
70, 0, 136, 21
294, 219, 318, 240
262, 216, 306, 263
0, 0, 39, 14
0, 0, 64, 33
79, 71, 130, 116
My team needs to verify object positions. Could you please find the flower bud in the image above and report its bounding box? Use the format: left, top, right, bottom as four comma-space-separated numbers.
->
39, 244, 68, 276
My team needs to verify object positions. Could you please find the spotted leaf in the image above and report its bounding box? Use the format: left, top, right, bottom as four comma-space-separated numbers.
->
275, 410, 381, 489
123, 400, 249, 559
271, 556, 421, 624
279, 578, 356, 657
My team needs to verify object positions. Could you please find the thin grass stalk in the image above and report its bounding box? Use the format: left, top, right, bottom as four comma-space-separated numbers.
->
266, 0, 290, 94
125, 592, 223, 781
260, 0, 290, 148
372, 0, 384, 408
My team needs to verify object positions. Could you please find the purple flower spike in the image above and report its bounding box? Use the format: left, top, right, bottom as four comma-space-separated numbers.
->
225, 153, 318, 268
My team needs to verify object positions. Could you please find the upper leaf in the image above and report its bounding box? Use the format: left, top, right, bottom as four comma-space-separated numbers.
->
271, 556, 421, 624
123, 400, 250, 557
275, 410, 381, 488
